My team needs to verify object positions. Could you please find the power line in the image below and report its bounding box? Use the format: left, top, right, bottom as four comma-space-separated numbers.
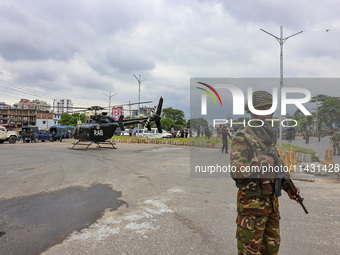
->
0, 79, 107, 107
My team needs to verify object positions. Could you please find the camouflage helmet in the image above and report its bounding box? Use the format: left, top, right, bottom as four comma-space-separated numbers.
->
245, 90, 273, 113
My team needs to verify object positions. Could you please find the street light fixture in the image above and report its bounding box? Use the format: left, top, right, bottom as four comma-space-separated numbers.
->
260, 26, 303, 146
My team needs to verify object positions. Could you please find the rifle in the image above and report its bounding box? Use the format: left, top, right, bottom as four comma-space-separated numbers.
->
264, 146, 309, 214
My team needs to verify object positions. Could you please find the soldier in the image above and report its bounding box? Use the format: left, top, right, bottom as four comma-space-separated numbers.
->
230, 90, 300, 254
22, 130, 26, 143
305, 129, 309, 144
221, 126, 232, 154
331, 131, 340, 155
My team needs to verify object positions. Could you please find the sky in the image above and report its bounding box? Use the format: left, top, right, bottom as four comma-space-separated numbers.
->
0, 0, 339, 118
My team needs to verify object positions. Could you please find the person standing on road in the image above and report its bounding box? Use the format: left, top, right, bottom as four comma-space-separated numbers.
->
30, 130, 34, 143
221, 126, 232, 154
171, 126, 175, 138
305, 129, 309, 144
230, 90, 300, 255
22, 130, 26, 143
51, 130, 56, 142
331, 131, 340, 155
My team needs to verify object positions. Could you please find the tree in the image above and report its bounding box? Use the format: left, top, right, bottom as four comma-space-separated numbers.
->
292, 109, 314, 131
310, 94, 329, 107
60, 113, 87, 127
317, 97, 340, 127
162, 107, 186, 129
189, 118, 208, 131
161, 117, 176, 131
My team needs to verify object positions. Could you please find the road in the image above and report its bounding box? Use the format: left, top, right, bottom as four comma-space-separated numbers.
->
0, 141, 339, 255
285, 135, 340, 164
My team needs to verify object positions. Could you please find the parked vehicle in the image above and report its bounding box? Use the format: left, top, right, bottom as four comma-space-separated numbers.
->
0, 126, 17, 144
142, 128, 172, 138
20, 126, 40, 143
19, 126, 51, 143
37, 130, 51, 142
49, 125, 74, 141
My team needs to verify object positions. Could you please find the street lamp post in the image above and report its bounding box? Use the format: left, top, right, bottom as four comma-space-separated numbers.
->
103, 91, 118, 116
260, 26, 303, 146
134, 74, 145, 136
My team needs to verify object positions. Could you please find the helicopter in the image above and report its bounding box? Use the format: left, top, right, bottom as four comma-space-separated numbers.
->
68, 97, 163, 150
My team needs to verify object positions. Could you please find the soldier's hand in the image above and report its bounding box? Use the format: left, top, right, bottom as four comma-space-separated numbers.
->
255, 155, 275, 166
287, 187, 300, 203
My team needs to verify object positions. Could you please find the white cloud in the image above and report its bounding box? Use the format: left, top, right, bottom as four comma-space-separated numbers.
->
0, 0, 339, 118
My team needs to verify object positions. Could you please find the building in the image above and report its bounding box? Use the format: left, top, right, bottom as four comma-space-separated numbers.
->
131, 106, 153, 118
36, 112, 54, 130
33, 99, 51, 112
111, 107, 124, 120
0, 108, 37, 127
53, 99, 73, 125
16, 99, 36, 109
0, 102, 11, 109
0, 99, 38, 127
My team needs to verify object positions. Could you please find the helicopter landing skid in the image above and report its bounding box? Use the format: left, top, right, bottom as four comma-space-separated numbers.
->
68, 140, 117, 150
68, 140, 93, 150
95, 141, 117, 149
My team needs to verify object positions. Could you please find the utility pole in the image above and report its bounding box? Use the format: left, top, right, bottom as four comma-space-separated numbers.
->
103, 91, 118, 116
260, 26, 303, 146
134, 74, 145, 136
133, 74, 145, 117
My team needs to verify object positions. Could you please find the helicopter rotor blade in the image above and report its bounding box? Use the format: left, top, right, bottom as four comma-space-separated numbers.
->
104, 101, 153, 108
144, 105, 157, 131
118, 115, 125, 131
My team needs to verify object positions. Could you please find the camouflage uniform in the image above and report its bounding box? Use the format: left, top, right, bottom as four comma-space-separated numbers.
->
332, 132, 340, 155
231, 125, 284, 255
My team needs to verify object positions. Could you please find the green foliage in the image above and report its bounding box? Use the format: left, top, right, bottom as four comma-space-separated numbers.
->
277, 143, 317, 157
162, 107, 186, 128
189, 118, 208, 131
317, 97, 340, 127
60, 113, 87, 127
161, 117, 175, 131
292, 109, 314, 130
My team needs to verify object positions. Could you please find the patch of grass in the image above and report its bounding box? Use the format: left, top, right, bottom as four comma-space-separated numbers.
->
111, 136, 191, 141
277, 143, 317, 157
190, 136, 222, 143
111, 136, 317, 158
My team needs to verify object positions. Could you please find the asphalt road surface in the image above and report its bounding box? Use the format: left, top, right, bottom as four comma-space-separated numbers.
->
0, 141, 339, 255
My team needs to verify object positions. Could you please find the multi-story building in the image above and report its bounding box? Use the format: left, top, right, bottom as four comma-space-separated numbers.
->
17, 99, 36, 109
131, 106, 153, 118
0, 102, 11, 109
0, 108, 36, 127
33, 99, 51, 112
0, 99, 37, 127
111, 107, 124, 120
53, 99, 73, 125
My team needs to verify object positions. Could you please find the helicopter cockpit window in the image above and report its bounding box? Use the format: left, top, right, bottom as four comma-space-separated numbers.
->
79, 128, 90, 137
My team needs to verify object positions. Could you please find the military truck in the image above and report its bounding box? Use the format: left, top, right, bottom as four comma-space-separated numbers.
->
0, 126, 17, 144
